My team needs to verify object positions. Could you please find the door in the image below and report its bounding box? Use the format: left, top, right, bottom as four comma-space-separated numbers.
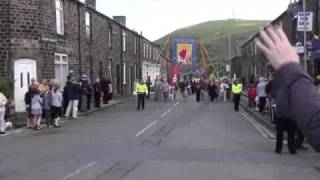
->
116, 64, 120, 94
14, 59, 37, 112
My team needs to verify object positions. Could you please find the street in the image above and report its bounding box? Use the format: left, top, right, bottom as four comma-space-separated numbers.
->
0, 95, 320, 180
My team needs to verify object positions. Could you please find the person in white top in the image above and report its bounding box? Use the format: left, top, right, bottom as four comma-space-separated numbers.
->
0, 92, 8, 134
219, 80, 229, 102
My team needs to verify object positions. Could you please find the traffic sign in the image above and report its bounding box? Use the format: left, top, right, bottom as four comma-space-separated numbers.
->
297, 12, 313, 32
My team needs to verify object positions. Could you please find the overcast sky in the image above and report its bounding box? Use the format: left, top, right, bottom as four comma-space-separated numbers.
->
97, 0, 291, 41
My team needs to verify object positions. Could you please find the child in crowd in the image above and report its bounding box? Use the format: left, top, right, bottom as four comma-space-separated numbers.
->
31, 86, 43, 130
50, 84, 63, 128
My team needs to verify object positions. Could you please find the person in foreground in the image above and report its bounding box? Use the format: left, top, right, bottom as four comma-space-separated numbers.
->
255, 25, 320, 152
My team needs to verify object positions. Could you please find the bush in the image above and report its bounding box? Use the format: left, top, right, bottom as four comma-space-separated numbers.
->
0, 80, 13, 98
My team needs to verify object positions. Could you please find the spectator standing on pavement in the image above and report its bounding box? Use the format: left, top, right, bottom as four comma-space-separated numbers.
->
50, 84, 63, 128
146, 76, 152, 100
101, 78, 110, 104
232, 80, 243, 112
247, 82, 257, 109
63, 81, 71, 114
65, 80, 81, 119
93, 78, 101, 108
255, 25, 320, 151
79, 75, 88, 112
31, 86, 43, 130
256, 77, 268, 115
25, 87, 35, 129
154, 76, 162, 101
107, 79, 113, 101
43, 84, 53, 128
86, 80, 93, 110
0, 91, 8, 134
136, 79, 148, 110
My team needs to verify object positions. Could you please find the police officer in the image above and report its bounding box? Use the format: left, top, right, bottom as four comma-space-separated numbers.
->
232, 80, 243, 112
136, 79, 148, 110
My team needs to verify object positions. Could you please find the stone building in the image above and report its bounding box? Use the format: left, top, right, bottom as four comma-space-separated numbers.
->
0, 0, 167, 112
238, 0, 320, 84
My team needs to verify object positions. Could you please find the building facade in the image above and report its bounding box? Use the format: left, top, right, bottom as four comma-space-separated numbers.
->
237, 0, 320, 84
0, 0, 167, 112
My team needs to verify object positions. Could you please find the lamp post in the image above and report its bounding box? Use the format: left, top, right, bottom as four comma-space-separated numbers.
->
303, 0, 307, 70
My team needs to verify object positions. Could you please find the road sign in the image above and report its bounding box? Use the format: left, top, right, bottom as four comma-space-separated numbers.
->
297, 12, 313, 32
294, 42, 304, 54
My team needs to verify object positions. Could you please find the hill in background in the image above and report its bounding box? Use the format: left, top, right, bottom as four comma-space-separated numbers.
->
155, 19, 269, 63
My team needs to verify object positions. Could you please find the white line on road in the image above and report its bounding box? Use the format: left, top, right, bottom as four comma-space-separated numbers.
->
240, 111, 270, 139
174, 101, 180, 106
135, 120, 157, 137
160, 108, 172, 118
62, 161, 97, 180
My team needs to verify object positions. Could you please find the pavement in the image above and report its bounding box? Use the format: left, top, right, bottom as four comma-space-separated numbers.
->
11, 96, 134, 128
0, 94, 319, 180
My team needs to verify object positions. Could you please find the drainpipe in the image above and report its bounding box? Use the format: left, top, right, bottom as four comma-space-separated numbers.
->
78, 4, 82, 76
138, 33, 142, 79
120, 28, 123, 95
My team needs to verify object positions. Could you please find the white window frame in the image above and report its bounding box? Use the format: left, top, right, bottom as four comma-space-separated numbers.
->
122, 32, 127, 52
85, 12, 91, 40
146, 44, 149, 58
54, 53, 69, 89
56, 0, 64, 35
108, 59, 112, 78
134, 37, 137, 54
123, 62, 126, 85
108, 27, 112, 48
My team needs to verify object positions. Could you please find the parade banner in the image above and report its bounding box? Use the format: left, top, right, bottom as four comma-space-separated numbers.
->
172, 37, 198, 76
142, 61, 160, 82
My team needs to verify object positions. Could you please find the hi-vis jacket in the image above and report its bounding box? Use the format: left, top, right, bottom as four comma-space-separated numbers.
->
136, 83, 148, 94
232, 83, 243, 95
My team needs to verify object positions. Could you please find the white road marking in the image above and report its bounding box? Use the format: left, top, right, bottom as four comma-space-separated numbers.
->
62, 161, 97, 180
240, 111, 271, 139
135, 121, 157, 137
160, 108, 172, 118
174, 101, 180, 106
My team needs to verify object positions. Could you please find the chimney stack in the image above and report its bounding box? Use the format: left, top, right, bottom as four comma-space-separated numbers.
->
85, 0, 96, 9
113, 16, 126, 26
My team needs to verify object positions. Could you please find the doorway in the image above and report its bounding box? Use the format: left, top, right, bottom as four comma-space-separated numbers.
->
14, 59, 37, 112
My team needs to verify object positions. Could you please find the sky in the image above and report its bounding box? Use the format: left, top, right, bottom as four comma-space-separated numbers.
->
97, 0, 291, 41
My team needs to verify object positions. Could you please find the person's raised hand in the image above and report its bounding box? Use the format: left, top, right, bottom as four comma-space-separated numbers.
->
255, 25, 299, 70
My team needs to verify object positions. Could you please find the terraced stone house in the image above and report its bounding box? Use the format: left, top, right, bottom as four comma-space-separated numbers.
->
0, 0, 170, 112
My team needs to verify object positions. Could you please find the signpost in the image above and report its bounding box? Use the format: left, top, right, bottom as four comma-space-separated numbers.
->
297, 12, 313, 32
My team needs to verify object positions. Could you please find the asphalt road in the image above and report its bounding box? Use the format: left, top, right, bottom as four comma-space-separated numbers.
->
0, 94, 320, 180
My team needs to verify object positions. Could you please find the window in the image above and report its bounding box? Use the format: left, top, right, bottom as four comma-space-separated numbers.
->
134, 37, 137, 54
143, 43, 146, 58
56, 0, 64, 35
123, 62, 126, 85
85, 12, 91, 40
108, 27, 112, 48
146, 44, 149, 58
79, 0, 85, 3
54, 53, 68, 89
122, 32, 127, 52
108, 59, 112, 78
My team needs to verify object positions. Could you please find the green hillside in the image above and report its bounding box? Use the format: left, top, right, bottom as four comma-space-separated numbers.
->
155, 19, 269, 62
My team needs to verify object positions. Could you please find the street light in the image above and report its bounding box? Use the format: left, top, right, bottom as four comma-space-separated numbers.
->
303, 0, 307, 70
